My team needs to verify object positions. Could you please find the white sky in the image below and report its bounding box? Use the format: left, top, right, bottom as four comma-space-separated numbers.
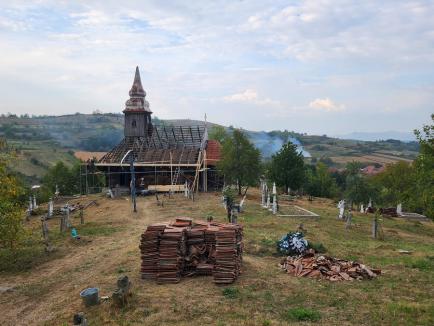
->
0, 0, 433, 135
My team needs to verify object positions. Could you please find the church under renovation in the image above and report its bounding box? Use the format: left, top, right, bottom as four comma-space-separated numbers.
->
95, 67, 221, 192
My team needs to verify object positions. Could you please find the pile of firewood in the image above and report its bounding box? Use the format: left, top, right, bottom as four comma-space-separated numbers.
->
139, 218, 243, 284
280, 251, 381, 281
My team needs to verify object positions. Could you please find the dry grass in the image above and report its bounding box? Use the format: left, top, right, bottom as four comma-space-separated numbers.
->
74, 151, 107, 162
0, 191, 433, 325
331, 153, 413, 165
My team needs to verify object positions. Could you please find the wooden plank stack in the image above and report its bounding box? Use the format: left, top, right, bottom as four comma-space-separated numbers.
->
280, 251, 381, 281
139, 219, 243, 284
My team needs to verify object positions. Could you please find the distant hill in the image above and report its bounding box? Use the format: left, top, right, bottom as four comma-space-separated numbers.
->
335, 131, 416, 142
0, 113, 420, 182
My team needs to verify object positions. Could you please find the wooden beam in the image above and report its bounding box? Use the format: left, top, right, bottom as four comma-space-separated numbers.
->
95, 163, 200, 167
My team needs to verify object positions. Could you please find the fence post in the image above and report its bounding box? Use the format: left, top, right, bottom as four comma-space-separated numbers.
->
372, 214, 378, 239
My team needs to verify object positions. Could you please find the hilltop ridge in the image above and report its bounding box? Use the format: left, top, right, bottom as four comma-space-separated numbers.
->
0, 113, 419, 182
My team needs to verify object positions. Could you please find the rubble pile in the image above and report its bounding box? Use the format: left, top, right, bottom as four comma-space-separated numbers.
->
280, 251, 381, 281
139, 218, 243, 284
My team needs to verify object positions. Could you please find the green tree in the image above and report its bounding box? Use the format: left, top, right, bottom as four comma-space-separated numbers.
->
0, 139, 26, 249
371, 161, 415, 207
217, 129, 261, 194
367, 115, 433, 219
209, 125, 228, 144
344, 161, 378, 206
42, 161, 79, 196
268, 142, 306, 192
413, 114, 434, 218
305, 162, 338, 198
346, 161, 362, 176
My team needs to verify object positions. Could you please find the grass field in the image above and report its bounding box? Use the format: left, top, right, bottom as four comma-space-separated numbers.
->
330, 153, 413, 165
7, 139, 77, 182
0, 190, 433, 325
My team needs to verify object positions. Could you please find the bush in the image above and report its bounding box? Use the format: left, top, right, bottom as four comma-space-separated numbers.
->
283, 307, 321, 322
309, 242, 327, 253
222, 287, 240, 299
0, 146, 26, 249
406, 257, 434, 271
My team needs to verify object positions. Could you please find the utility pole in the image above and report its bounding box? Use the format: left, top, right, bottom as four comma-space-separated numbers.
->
85, 164, 89, 195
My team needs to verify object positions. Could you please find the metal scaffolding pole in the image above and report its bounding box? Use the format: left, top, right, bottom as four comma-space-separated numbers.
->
130, 160, 137, 213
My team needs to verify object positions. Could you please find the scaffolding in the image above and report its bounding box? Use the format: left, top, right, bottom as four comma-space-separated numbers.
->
79, 152, 222, 195
79, 123, 222, 195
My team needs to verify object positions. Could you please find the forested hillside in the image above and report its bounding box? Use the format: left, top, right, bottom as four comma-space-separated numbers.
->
0, 113, 419, 183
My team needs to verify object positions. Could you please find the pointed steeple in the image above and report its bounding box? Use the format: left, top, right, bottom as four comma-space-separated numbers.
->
124, 66, 151, 113
129, 66, 146, 97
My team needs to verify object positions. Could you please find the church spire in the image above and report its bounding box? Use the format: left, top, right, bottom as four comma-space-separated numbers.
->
129, 66, 146, 97
124, 66, 151, 113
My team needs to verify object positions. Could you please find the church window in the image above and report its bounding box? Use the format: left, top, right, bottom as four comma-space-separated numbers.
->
132, 120, 137, 128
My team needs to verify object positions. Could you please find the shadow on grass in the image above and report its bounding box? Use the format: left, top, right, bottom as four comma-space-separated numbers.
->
76, 222, 123, 236
0, 245, 64, 273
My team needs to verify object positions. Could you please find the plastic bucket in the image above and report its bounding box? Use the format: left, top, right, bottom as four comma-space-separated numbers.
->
80, 287, 99, 307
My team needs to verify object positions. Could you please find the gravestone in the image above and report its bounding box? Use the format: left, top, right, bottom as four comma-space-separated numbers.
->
112, 276, 132, 307
48, 198, 53, 218
397, 203, 402, 216
41, 215, 53, 252
345, 209, 352, 229
272, 182, 277, 215
337, 200, 345, 219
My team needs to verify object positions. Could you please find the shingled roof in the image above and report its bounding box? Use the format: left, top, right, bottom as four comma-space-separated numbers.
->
205, 139, 221, 166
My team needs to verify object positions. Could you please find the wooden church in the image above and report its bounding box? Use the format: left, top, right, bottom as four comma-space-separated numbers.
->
95, 67, 222, 192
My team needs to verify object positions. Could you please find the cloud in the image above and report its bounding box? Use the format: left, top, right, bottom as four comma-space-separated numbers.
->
309, 98, 345, 112
223, 89, 281, 107
0, 17, 28, 31
0, 1, 432, 134
70, 10, 112, 27
224, 89, 258, 102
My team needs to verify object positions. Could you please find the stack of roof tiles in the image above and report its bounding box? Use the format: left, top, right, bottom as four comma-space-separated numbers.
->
139, 218, 243, 284
157, 227, 186, 284
139, 223, 166, 279
214, 224, 243, 284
